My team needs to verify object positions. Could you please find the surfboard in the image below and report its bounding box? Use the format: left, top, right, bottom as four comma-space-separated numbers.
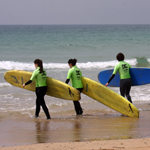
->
98, 68, 150, 87
4, 70, 80, 101
81, 77, 139, 117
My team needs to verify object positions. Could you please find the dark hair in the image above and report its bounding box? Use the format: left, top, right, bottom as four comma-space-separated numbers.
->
116, 53, 125, 61
68, 58, 77, 66
34, 59, 43, 73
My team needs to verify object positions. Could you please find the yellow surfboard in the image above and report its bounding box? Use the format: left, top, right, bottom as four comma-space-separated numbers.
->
82, 77, 139, 117
4, 70, 80, 101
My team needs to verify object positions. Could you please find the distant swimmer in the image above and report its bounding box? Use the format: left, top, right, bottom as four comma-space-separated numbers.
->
65, 59, 83, 115
23, 59, 51, 119
105, 53, 132, 103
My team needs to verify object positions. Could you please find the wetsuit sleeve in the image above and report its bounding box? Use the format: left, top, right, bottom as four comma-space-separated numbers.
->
80, 70, 82, 77
67, 69, 72, 79
108, 74, 115, 83
128, 64, 131, 68
107, 64, 118, 83
30, 70, 38, 81
65, 79, 70, 84
113, 64, 119, 75
25, 80, 32, 85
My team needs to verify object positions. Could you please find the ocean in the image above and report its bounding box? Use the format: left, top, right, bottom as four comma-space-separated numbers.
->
0, 25, 150, 118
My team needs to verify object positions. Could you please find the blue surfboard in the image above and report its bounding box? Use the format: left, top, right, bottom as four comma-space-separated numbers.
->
98, 68, 150, 87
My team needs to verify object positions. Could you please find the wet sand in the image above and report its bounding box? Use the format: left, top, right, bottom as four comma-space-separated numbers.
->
0, 102, 150, 148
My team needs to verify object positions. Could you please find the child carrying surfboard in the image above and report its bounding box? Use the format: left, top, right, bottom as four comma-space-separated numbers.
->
23, 59, 51, 119
65, 59, 83, 115
105, 53, 132, 103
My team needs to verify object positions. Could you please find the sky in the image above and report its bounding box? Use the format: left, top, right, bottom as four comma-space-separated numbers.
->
0, 0, 150, 25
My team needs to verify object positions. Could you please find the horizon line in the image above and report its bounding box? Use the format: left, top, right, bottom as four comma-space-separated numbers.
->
0, 23, 150, 26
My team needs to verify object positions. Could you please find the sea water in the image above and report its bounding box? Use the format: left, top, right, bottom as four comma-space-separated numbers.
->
0, 25, 150, 117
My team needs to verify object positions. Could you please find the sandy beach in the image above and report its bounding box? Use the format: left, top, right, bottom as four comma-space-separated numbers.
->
0, 102, 150, 150
0, 138, 150, 150
1, 24, 150, 150
0, 6, 150, 149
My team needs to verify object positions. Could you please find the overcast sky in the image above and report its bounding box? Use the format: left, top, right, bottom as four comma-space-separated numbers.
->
0, 0, 150, 25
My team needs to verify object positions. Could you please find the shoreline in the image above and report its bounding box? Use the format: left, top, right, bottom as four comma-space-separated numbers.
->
0, 102, 150, 149
0, 138, 150, 150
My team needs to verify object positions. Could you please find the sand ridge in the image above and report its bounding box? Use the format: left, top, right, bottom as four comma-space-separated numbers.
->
0, 138, 150, 150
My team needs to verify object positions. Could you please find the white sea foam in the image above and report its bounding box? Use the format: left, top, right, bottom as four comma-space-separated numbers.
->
0, 61, 35, 70
147, 58, 150, 63
0, 83, 12, 87
78, 59, 137, 69
0, 59, 137, 70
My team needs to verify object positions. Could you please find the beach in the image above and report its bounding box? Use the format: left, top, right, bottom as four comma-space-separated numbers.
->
0, 102, 150, 149
1, 138, 150, 150
0, 25, 150, 149
1, 0, 150, 147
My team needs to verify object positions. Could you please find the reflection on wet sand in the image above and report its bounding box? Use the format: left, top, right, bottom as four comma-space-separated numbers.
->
1, 108, 150, 147
34, 113, 140, 144
35, 120, 50, 143
73, 117, 82, 142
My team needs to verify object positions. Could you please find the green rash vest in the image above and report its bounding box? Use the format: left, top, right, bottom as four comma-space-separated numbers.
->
30, 67, 47, 87
67, 66, 83, 89
113, 61, 131, 79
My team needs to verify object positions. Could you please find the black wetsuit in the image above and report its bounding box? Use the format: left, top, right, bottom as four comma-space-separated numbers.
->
108, 74, 132, 103
73, 88, 83, 115
25, 83, 50, 119
120, 78, 132, 103
65, 79, 83, 115
35, 86, 50, 119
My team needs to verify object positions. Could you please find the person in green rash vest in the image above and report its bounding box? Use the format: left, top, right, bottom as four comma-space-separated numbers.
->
65, 59, 83, 115
105, 53, 132, 103
23, 59, 51, 119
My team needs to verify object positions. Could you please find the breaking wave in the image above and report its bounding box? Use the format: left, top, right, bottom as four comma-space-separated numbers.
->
0, 59, 138, 70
